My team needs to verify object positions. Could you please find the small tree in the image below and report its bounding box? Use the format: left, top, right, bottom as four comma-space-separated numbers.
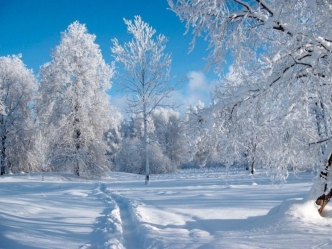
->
111, 16, 176, 184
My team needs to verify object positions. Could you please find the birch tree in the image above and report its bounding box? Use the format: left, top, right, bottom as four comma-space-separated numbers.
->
169, 0, 332, 212
38, 21, 115, 178
111, 16, 175, 184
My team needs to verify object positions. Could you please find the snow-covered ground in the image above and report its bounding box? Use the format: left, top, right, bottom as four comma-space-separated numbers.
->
1, 168, 332, 249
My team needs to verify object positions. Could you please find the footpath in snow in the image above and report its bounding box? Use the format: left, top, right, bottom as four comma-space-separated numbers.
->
1, 169, 332, 249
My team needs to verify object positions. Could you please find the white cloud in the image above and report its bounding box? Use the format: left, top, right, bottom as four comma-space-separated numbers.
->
168, 70, 218, 113
110, 94, 127, 113
188, 71, 209, 91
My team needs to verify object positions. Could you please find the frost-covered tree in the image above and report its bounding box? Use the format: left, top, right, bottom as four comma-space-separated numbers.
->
105, 106, 123, 164
111, 16, 176, 183
116, 136, 174, 174
0, 55, 37, 174
151, 108, 186, 169
169, 0, 332, 212
115, 110, 181, 174
182, 102, 215, 167
181, 101, 225, 169
38, 21, 115, 178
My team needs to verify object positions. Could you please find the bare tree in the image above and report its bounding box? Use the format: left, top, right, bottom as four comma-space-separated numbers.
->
111, 16, 176, 184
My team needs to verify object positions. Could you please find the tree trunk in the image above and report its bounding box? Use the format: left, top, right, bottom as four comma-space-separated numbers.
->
144, 110, 149, 185
310, 97, 331, 214
74, 158, 80, 177
74, 128, 81, 177
315, 152, 332, 214
250, 138, 256, 175
313, 99, 328, 143
73, 79, 81, 177
244, 151, 249, 170
1, 134, 6, 175
251, 159, 255, 175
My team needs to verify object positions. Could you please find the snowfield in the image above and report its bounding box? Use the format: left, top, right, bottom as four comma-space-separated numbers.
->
1, 169, 332, 249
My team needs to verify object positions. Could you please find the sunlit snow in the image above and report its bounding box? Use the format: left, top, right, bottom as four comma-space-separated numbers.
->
1, 169, 332, 249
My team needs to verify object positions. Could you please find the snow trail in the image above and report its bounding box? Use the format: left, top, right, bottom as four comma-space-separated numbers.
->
92, 183, 124, 249
95, 183, 141, 248
111, 193, 142, 249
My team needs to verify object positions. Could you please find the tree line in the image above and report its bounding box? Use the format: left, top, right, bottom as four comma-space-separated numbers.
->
2, 0, 332, 213
0, 17, 222, 180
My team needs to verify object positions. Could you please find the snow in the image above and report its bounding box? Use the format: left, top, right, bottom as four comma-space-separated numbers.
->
1, 169, 332, 249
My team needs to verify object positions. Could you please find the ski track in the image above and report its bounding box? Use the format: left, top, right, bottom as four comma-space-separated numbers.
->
95, 182, 141, 249
312, 239, 332, 249
90, 182, 124, 249
110, 193, 142, 249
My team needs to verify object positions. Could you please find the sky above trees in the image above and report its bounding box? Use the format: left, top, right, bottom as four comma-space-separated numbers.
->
0, 0, 219, 113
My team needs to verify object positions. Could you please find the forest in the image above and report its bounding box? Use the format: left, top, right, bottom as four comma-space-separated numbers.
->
1, 0, 332, 212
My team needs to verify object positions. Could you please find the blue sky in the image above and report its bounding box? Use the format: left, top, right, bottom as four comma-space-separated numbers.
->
0, 0, 219, 113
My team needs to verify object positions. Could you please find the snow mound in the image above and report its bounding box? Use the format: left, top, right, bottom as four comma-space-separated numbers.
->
267, 198, 332, 222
